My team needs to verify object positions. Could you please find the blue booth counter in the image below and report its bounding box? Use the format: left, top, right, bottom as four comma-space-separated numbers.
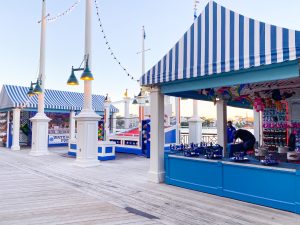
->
165, 153, 300, 214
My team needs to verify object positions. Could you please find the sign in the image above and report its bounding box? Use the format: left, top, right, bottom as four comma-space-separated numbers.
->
48, 134, 69, 144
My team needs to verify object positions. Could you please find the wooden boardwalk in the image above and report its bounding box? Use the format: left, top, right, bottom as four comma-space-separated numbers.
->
0, 147, 299, 225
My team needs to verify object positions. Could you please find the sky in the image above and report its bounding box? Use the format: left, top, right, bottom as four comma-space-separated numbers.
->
1, 0, 300, 118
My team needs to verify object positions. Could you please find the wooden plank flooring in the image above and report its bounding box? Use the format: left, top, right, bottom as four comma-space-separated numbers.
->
0, 147, 299, 225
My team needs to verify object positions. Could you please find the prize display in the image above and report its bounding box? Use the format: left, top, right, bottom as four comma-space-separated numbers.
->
230, 151, 249, 162
260, 153, 278, 166
262, 103, 288, 149
169, 142, 223, 159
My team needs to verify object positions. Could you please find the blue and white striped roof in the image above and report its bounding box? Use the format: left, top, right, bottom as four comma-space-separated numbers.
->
0, 85, 118, 113
140, 1, 300, 86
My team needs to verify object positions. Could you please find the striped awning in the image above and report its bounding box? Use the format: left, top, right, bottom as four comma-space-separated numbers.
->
0, 85, 118, 113
140, 1, 300, 86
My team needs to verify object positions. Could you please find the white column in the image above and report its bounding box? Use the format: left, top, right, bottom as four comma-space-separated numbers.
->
175, 97, 181, 144
11, 108, 21, 151
112, 113, 117, 134
123, 96, 130, 129
164, 96, 172, 126
69, 111, 76, 143
216, 100, 227, 156
104, 100, 111, 141
148, 87, 165, 183
6, 112, 10, 148
188, 100, 202, 144
74, 0, 100, 167
253, 107, 260, 146
29, 0, 51, 156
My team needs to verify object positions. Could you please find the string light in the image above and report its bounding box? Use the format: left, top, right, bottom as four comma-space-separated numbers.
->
94, 0, 139, 83
38, 0, 81, 23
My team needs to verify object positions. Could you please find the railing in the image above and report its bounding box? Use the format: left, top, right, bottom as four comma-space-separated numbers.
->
180, 132, 218, 145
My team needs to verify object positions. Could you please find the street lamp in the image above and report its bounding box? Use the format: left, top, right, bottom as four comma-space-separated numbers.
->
27, 0, 51, 156
66, 0, 100, 167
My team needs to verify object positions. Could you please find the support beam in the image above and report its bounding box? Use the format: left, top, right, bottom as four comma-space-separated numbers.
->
253, 108, 261, 146
11, 108, 20, 151
123, 96, 130, 129
148, 87, 165, 183
175, 97, 181, 144
188, 100, 202, 144
216, 100, 227, 156
69, 111, 76, 143
104, 100, 111, 141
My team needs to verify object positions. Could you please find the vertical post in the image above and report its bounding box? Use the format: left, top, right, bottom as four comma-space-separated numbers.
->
112, 113, 117, 134
188, 100, 202, 144
253, 107, 261, 146
148, 87, 165, 183
74, 0, 100, 167
11, 108, 21, 151
175, 97, 181, 144
104, 99, 111, 141
69, 111, 76, 143
123, 96, 130, 129
6, 112, 10, 148
29, 0, 51, 156
216, 100, 227, 156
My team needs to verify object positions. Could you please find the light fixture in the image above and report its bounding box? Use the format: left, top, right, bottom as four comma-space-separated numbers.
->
67, 55, 94, 85
80, 58, 94, 81
67, 67, 79, 85
27, 79, 42, 97
132, 98, 138, 104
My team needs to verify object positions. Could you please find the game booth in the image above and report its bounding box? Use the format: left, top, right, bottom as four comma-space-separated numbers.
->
0, 85, 118, 150
140, 1, 300, 214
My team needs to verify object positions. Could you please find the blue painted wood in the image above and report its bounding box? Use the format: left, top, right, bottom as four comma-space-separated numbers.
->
166, 155, 223, 195
106, 147, 113, 153
165, 154, 300, 214
48, 143, 68, 147
222, 163, 296, 212
98, 155, 115, 161
161, 60, 299, 94
70, 144, 77, 150
115, 146, 142, 155
98, 147, 103, 153
165, 129, 176, 144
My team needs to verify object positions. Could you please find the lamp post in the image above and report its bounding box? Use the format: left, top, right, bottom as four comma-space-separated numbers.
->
28, 0, 51, 156
67, 0, 100, 167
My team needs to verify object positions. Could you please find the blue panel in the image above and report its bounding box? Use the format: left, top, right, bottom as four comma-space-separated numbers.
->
296, 31, 300, 58
271, 25, 277, 63
165, 129, 176, 144
48, 143, 68, 147
249, 19, 255, 67
197, 14, 202, 76
98, 155, 115, 161
259, 22, 265, 65
115, 146, 142, 155
212, 2, 217, 73
190, 24, 195, 77
223, 164, 295, 212
68, 151, 76, 156
98, 147, 102, 153
282, 28, 289, 61
230, 11, 235, 71
183, 32, 187, 79
296, 171, 300, 214
166, 157, 222, 195
239, 15, 244, 69
106, 147, 113, 153
205, 4, 209, 75
221, 6, 226, 72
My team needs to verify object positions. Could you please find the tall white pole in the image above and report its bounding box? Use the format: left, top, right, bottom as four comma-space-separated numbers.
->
29, 0, 51, 156
38, 0, 46, 114
74, 0, 100, 167
142, 26, 145, 76
84, 0, 92, 111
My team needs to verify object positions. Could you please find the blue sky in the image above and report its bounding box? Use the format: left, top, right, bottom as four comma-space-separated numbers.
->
1, 0, 300, 117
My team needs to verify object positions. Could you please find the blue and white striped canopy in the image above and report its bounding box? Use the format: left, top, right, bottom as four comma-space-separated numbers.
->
0, 85, 118, 113
140, 1, 300, 86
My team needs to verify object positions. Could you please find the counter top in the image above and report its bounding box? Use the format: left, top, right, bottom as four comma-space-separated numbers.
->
167, 153, 300, 172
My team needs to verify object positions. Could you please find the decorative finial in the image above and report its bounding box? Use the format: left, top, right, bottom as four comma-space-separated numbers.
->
124, 89, 128, 98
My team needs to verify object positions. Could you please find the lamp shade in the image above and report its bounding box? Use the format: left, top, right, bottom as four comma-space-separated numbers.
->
132, 98, 138, 104
67, 69, 79, 85
33, 82, 43, 94
27, 85, 35, 97
80, 64, 94, 80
